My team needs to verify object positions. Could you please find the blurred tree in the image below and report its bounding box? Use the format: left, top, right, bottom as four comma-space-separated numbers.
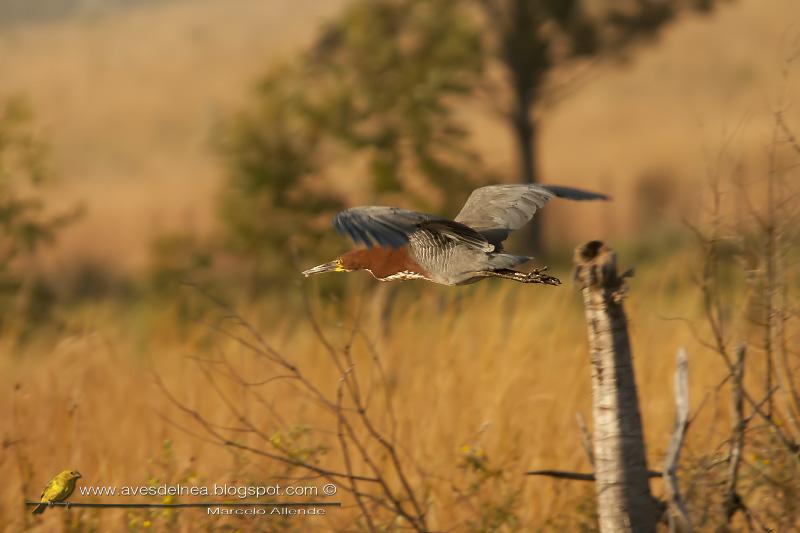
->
217, 64, 344, 290
478, 0, 726, 253
0, 97, 80, 275
218, 0, 483, 287
0, 97, 81, 329
220, 0, 728, 282
148, 232, 213, 294
307, 0, 482, 214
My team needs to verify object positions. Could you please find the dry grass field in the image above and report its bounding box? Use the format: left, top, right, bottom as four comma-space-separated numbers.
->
1, 0, 800, 531
1, 251, 750, 531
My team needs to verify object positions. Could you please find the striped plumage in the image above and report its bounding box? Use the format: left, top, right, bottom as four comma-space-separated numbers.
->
303, 184, 609, 286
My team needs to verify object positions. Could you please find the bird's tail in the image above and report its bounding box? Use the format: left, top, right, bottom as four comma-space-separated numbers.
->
31, 503, 46, 514
488, 254, 533, 270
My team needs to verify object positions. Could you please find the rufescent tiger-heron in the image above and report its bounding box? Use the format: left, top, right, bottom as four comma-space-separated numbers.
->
302, 184, 609, 286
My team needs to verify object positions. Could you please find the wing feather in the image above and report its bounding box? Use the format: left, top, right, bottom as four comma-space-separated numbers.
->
333, 206, 492, 251
454, 184, 609, 244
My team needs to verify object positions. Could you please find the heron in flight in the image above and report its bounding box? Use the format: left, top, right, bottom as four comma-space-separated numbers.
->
302, 184, 609, 286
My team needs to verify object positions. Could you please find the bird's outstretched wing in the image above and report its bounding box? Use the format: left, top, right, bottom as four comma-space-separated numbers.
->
539, 184, 611, 201
454, 184, 609, 245
333, 206, 492, 251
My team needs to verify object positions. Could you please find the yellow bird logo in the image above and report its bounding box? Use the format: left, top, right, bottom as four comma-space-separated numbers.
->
32, 470, 82, 514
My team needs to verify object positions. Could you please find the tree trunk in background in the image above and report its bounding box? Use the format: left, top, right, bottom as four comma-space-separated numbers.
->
484, 0, 547, 257
573, 241, 657, 533
511, 102, 542, 255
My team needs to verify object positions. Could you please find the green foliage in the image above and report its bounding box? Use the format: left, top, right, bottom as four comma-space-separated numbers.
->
0, 97, 79, 272
0, 97, 82, 332
126, 439, 200, 531
217, 0, 727, 275
148, 232, 213, 294
482, 0, 725, 104
218, 63, 339, 262
217, 0, 485, 285
268, 425, 329, 466
307, 0, 483, 212
479, 0, 728, 254
454, 443, 522, 532
217, 63, 344, 287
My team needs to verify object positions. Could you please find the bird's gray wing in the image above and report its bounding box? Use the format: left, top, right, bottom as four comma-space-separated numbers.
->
539, 184, 611, 202
333, 206, 492, 251
454, 184, 609, 244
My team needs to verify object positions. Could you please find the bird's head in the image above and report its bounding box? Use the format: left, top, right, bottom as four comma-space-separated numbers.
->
68, 470, 82, 480
302, 249, 407, 280
302, 257, 353, 277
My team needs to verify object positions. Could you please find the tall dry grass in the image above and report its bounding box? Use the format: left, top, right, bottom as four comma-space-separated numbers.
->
2, 247, 771, 531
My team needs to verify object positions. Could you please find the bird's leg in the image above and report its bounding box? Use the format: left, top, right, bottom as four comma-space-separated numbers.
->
514, 269, 561, 285
475, 268, 561, 286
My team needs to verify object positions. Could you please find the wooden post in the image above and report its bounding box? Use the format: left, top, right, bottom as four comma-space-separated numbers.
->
573, 241, 657, 533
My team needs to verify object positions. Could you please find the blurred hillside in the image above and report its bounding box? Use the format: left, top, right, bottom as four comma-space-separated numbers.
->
0, 0, 797, 278
0, 0, 348, 276
0, 0, 798, 278
0, 0, 173, 27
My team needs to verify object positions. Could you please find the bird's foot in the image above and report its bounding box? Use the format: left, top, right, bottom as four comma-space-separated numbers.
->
484, 268, 561, 285
517, 265, 560, 285
522, 271, 561, 286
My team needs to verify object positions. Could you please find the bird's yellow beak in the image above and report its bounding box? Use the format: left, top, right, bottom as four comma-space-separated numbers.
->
302, 259, 345, 277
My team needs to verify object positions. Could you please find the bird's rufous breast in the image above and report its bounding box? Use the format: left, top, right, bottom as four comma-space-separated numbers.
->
341, 247, 428, 280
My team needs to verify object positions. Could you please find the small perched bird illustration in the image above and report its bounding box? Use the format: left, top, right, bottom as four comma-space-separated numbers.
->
303, 184, 609, 286
32, 470, 82, 514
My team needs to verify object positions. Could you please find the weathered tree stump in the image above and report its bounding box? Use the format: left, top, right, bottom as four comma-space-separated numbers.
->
573, 241, 657, 533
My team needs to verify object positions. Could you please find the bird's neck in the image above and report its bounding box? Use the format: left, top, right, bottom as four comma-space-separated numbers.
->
341, 247, 428, 280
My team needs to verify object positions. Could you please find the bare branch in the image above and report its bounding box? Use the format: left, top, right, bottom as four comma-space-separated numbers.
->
576, 412, 594, 468
663, 347, 692, 533
723, 345, 746, 526
525, 469, 663, 481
